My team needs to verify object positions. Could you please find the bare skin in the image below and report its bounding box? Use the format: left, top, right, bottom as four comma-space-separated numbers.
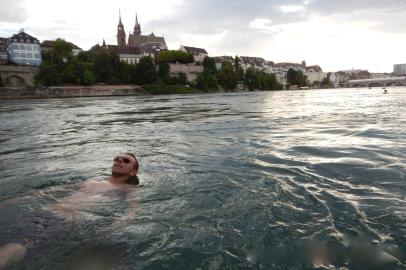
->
0, 153, 139, 268
55, 153, 139, 216
0, 243, 26, 270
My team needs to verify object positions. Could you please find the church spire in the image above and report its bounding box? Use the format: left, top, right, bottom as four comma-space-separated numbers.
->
117, 9, 126, 48
133, 12, 141, 36
118, 9, 123, 26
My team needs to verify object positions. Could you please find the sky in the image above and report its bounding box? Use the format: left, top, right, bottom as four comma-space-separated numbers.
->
1, 0, 406, 73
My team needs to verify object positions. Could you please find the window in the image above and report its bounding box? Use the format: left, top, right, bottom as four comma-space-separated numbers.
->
20, 45, 25, 50
13, 45, 18, 50
27, 46, 32, 50
15, 53, 20, 58
27, 53, 33, 58
35, 54, 40, 59
21, 53, 26, 58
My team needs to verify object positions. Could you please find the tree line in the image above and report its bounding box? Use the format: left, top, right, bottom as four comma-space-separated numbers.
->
34, 39, 284, 91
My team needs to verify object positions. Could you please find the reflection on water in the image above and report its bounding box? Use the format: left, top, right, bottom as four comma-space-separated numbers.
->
1, 87, 406, 269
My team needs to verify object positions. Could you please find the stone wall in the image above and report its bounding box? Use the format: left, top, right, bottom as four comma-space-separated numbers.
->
0, 85, 143, 99
0, 65, 39, 87
169, 63, 203, 82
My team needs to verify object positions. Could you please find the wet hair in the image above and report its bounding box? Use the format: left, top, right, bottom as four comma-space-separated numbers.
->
125, 152, 139, 173
126, 175, 139, 185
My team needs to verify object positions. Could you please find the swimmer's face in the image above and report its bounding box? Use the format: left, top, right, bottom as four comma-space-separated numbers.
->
112, 153, 137, 176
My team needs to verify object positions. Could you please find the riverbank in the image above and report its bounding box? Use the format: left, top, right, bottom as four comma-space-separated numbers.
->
0, 85, 146, 99
0, 83, 227, 99
0, 83, 346, 99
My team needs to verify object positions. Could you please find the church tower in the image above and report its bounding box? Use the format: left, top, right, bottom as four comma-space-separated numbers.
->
117, 9, 126, 48
134, 13, 141, 36
128, 13, 141, 48
131, 13, 141, 48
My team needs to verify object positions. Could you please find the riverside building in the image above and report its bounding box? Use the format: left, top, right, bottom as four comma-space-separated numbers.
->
394, 64, 406, 76
6, 30, 42, 66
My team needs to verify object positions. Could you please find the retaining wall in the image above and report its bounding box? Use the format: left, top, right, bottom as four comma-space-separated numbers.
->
0, 85, 143, 99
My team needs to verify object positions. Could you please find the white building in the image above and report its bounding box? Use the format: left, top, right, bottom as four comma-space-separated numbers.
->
304, 71, 327, 84
393, 64, 406, 76
330, 73, 339, 88
6, 30, 42, 66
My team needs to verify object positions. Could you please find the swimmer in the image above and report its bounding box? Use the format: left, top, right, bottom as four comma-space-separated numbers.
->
0, 153, 140, 268
109, 152, 139, 185
79, 152, 139, 192
383, 88, 388, 94
55, 152, 139, 213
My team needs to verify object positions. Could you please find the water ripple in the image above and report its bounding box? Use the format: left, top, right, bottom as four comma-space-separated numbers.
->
1, 88, 406, 269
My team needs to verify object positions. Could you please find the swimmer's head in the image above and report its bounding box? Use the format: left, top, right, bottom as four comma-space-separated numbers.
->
112, 153, 138, 177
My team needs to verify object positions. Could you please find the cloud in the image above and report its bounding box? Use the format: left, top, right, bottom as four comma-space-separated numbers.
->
0, 0, 27, 23
1, 0, 406, 72
279, 5, 305, 13
249, 18, 281, 34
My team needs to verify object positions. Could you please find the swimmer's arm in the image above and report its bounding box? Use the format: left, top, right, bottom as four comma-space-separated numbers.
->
52, 178, 101, 214
109, 194, 138, 230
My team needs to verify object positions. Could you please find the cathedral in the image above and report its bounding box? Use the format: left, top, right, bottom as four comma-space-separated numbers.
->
105, 11, 167, 64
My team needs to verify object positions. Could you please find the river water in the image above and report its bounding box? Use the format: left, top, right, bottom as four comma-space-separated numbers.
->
1, 87, 406, 269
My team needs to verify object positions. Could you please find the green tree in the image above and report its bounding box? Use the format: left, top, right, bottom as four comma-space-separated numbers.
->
158, 63, 170, 78
195, 73, 207, 90
36, 38, 79, 86
321, 76, 331, 88
134, 56, 157, 85
287, 68, 307, 87
217, 61, 237, 91
77, 51, 93, 63
91, 48, 121, 83
203, 56, 217, 75
205, 74, 218, 89
234, 55, 244, 81
34, 62, 63, 86
244, 67, 281, 91
155, 50, 194, 64
178, 72, 188, 85
82, 69, 95, 85
244, 67, 256, 91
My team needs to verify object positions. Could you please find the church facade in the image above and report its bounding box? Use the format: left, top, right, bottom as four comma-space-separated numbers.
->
104, 11, 167, 64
